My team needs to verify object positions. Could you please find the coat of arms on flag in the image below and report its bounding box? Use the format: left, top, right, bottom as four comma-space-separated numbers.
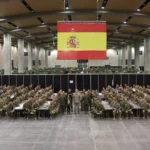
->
67, 36, 79, 48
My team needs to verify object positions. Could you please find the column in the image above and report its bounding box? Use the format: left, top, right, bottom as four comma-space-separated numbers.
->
35, 46, 39, 69
18, 39, 24, 73
27, 42, 33, 70
144, 36, 150, 72
45, 50, 48, 68
3, 33, 11, 75
122, 47, 126, 68
127, 45, 132, 68
134, 42, 140, 70
118, 50, 121, 66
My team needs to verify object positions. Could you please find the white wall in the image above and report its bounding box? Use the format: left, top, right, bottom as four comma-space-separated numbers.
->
48, 50, 77, 68
139, 46, 144, 66
0, 44, 35, 69
11, 46, 18, 68
125, 46, 144, 67
0, 44, 4, 69
0, 43, 145, 69
48, 49, 118, 67
39, 48, 45, 69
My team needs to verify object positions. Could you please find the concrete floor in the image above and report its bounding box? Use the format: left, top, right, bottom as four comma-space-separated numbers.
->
0, 113, 150, 150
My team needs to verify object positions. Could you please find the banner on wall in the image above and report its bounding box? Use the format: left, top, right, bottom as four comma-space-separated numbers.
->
57, 21, 107, 60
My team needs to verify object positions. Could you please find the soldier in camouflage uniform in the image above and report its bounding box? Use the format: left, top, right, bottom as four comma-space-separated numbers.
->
83, 92, 90, 113
141, 101, 150, 119
124, 102, 133, 119
57, 90, 66, 114
92, 99, 104, 118
113, 101, 122, 120
87, 90, 92, 111
73, 89, 81, 114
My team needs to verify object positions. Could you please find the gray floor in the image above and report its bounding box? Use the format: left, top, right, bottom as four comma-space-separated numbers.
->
0, 113, 150, 150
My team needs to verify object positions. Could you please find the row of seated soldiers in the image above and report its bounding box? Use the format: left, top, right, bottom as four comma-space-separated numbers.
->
102, 86, 133, 120
0, 85, 54, 118
117, 84, 150, 119
102, 84, 150, 119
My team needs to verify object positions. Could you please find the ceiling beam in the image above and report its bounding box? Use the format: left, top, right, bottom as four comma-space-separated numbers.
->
10, 24, 50, 33
34, 37, 57, 42
108, 31, 144, 37
0, 10, 150, 23
9, 22, 149, 33
0, 25, 37, 46
24, 32, 54, 38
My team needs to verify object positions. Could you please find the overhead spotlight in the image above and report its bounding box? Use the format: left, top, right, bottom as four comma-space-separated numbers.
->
137, 9, 140, 11
66, 6, 69, 9
124, 21, 127, 24
101, 6, 105, 9
42, 22, 45, 24
16, 26, 19, 29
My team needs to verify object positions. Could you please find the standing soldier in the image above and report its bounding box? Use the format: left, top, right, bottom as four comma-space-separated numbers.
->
87, 90, 92, 111
66, 94, 71, 114
57, 90, 66, 114
80, 92, 85, 111
83, 92, 90, 113
68, 89, 73, 112
73, 89, 81, 114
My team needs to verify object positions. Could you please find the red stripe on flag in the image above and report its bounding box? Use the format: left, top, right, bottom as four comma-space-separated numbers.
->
57, 51, 106, 60
58, 23, 106, 32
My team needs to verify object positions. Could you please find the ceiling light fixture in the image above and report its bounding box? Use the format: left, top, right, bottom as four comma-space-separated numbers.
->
101, 6, 105, 9
137, 8, 140, 11
66, 6, 69, 9
124, 21, 127, 24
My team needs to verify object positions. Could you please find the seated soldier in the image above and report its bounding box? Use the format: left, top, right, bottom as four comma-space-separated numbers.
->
141, 101, 150, 119
92, 100, 104, 118
119, 98, 126, 117
113, 101, 122, 120
124, 102, 133, 119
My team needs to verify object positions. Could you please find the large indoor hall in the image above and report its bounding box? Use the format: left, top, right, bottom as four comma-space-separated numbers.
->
0, 0, 150, 150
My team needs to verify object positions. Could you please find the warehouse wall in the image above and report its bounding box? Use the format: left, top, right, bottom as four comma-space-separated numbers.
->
39, 48, 45, 69
0, 43, 145, 69
48, 49, 119, 67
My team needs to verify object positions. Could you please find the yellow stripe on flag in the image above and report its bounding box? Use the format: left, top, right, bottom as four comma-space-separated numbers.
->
58, 32, 106, 51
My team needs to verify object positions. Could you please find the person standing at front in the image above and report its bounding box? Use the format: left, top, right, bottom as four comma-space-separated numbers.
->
73, 89, 81, 114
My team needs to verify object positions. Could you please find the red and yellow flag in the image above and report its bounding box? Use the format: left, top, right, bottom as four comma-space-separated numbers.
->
57, 21, 107, 60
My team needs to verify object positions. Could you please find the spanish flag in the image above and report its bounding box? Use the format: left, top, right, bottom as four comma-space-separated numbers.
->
57, 21, 107, 60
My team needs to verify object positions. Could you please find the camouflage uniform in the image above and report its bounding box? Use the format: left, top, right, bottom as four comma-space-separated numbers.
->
83, 94, 90, 112
113, 102, 122, 120
141, 102, 150, 119
124, 102, 133, 119
73, 92, 81, 114
92, 100, 104, 118
58, 93, 66, 114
